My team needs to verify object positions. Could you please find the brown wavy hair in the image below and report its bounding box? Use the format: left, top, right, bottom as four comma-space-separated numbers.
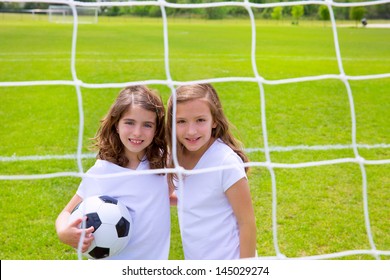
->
92, 85, 167, 171
166, 83, 248, 184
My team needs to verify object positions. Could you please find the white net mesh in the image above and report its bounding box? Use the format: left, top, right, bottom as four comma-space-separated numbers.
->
0, 0, 389, 260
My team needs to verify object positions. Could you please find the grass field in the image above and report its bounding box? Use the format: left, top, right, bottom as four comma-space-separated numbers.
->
0, 13, 389, 260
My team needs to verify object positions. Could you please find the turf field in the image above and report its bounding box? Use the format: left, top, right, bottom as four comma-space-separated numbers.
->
0, 13, 389, 260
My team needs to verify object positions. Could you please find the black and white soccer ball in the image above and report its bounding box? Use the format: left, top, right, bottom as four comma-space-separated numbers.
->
69, 195, 132, 259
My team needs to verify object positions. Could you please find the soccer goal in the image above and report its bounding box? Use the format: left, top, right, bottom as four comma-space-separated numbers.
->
48, 5, 98, 24
1, 0, 390, 269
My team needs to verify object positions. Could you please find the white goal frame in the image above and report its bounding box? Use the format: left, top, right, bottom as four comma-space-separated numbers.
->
48, 4, 98, 24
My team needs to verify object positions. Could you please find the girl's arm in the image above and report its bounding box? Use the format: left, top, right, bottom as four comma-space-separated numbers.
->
169, 191, 178, 206
168, 176, 178, 206
226, 177, 257, 258
55, 194, 95, 252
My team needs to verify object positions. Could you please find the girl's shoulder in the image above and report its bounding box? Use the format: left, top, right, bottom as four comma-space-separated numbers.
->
210, 139, 235, 155
86, 159, 126, 174
90, 158, 151, 172
206, 139, 242, 164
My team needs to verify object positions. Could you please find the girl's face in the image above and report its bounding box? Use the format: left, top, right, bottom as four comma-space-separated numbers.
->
175, 99, 216, 155
117, 105, 156, 162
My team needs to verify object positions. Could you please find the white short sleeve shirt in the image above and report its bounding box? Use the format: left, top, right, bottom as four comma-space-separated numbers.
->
77, 159, 170, 260
175, 139, 247, 259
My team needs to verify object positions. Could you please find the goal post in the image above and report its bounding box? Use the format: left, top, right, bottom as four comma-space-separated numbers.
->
48, 5, 98, 24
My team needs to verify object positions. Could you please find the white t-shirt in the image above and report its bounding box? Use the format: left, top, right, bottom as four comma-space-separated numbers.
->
77, 159, 170, 260
175, 139, 247, 259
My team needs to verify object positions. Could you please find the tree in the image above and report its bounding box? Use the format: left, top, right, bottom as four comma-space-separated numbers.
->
291, 5, 304, 25
350, 6, 366, 27
318, 5, 330, 26
271, 6, 283, 21
204, 7, 227, 20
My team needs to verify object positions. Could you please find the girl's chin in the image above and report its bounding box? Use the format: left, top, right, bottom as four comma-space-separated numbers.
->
183, 145, 200, 152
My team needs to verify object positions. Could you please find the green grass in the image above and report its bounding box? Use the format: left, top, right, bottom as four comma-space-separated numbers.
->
0, 14, 389, 260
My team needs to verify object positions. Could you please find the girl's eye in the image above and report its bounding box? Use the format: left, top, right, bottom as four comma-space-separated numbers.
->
176, 120, 185, 124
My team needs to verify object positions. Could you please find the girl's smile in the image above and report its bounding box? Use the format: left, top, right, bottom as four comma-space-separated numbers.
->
176, 99, 216, 157
117, 105, 156, 165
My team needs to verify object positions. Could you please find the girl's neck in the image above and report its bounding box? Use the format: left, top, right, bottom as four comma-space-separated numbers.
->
179, 137, 216, 170
126, 159, 140, 170
125, 152, 145, 170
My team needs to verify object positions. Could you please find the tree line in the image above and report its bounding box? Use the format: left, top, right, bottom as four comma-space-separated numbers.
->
1, 1, 389, 20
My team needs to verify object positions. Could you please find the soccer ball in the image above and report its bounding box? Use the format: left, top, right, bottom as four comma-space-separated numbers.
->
68, 195, 132, 259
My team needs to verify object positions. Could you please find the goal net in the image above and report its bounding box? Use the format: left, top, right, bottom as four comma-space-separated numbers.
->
1, 0, 389, 263
48, 4, 98, 24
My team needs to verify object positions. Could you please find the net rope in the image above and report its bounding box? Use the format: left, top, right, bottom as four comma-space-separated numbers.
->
1, 0, 389, 260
